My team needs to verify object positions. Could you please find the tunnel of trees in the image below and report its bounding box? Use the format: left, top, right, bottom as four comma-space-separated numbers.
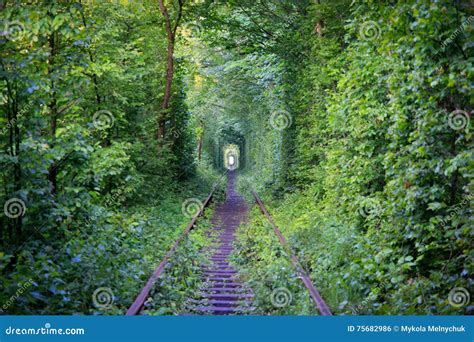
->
0, 0, 472, 315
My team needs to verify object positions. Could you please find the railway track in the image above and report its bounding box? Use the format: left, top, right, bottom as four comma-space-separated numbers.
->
126, 171, 332, 316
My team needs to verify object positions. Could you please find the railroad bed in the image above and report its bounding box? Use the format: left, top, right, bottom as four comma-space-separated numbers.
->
184, 171, 254, 314
126, 171, 332, 316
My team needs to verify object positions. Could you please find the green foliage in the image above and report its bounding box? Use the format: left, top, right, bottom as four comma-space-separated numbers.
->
1, 0, 472, 316
0, 0, 218, 315
230, 0, 472, 315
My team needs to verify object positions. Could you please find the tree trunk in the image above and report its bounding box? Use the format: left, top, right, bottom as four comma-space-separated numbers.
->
5, 74, 22, 242
13, 98, 22, 242
313, 0, 323, 37
47, 26, 58, 195
157, 40, 172, 140
80, 11, 102, 109
157, 0, 184, 144
197, 130, 203, 161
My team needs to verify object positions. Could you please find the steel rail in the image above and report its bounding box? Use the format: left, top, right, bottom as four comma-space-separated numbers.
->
252, 191, 333, 316
126, 190, 215, 315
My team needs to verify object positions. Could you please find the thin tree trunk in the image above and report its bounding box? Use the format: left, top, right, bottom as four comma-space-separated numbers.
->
197, 127, 203, 161
313, 0, 323, 37
13, 111, 22, 242
157, 0, 184, 144
449, 135, 458, 206
158, 37, 174, 141
80, 10, 102, 109
47, 24, 58, 195
4, 74, 22, 242
12, 91, 22, 242
1, 61, 15, 243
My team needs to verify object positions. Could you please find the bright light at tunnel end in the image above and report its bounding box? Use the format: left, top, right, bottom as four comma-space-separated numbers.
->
224, 144, 239, 171
226, 152, 238, 170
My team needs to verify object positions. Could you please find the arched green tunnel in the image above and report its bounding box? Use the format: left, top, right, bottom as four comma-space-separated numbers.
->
211, 122, 247, 172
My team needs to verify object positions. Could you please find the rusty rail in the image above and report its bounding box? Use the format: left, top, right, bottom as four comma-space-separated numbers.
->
126, 190, 215, 315
252, 191, 333, 316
